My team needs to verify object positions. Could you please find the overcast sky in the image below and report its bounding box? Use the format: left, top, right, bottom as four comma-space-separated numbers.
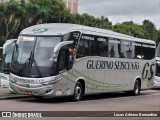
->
78, 0, 160, 29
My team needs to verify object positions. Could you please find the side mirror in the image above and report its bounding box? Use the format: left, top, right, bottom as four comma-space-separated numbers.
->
53, 41, 74, 58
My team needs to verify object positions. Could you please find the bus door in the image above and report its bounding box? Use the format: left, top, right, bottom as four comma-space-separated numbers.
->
56, 43, 75, 96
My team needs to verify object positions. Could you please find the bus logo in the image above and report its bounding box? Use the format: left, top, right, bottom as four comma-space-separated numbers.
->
33, 28, 48, 33
142, 63, 155, 80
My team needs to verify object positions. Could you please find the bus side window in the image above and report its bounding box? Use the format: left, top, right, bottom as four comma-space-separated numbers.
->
133, 42, 142, 59
141, 44, 155, 60
108, 39, 120, 58
89, 40, 95, 56
120, 41, 132, 58
96, 37, 108, 57
58, 49, 68, 71
76, 40, 85, 58
76, 39, 89, 58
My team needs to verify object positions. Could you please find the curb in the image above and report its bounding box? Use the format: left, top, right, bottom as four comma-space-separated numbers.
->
0, 94, 32, 100
151, 87, 160, 90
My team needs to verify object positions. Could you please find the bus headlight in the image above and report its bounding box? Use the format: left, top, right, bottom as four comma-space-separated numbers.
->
41, 80, 57, 85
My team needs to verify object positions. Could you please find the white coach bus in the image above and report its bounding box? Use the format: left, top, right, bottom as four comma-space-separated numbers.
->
0, 39, 16, 87
9, 23, 156, 101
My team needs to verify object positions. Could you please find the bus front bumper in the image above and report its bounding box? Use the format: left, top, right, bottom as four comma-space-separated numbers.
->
9, 82, 56, 97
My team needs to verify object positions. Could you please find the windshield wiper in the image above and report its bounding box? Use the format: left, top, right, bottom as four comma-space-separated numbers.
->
18, 52, 33, 74
32, 59, 42, 77
18, 51, 42, 77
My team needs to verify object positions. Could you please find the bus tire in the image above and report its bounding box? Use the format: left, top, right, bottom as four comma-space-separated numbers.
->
125, 80, 141, 96
133, 80, 140, 96
72, 82, 83, 101
131, 80, 141, 96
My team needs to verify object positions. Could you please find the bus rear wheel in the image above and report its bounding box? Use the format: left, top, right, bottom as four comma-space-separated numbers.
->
133, 80, 140, 96
72, 82, 83, 101
125, 80, 140, 96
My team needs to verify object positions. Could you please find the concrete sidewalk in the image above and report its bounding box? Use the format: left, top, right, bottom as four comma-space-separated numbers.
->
0, 87, 31, 100
0, 87, 10, 96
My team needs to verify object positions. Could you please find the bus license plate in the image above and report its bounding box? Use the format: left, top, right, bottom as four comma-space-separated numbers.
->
24, 91, 32, 95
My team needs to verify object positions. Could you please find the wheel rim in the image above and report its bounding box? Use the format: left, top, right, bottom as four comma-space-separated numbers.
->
135, 84, 139, 95
74, 86, 81, 100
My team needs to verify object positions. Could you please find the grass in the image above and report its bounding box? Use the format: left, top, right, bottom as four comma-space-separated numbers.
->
0, 93, 30, 100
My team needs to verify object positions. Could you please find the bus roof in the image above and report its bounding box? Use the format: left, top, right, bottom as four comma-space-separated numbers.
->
20, 23, 155, 45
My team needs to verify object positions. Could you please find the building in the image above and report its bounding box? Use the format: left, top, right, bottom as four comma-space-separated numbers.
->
62, 0, 78, 13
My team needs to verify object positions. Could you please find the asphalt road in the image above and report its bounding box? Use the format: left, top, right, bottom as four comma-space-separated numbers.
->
0, 89, 160, 120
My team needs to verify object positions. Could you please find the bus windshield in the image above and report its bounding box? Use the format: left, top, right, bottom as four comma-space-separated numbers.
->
11, 36, 61, 78
0, 43, 15, 74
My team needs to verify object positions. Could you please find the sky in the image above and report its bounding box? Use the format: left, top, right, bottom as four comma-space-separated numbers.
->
78, 0, 160, 29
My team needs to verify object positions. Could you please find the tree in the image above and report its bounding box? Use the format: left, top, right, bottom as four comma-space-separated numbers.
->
142, 19, 157, 40
113, 21, 145, 38
1, 0, 159, 46
0, 0, 24, 41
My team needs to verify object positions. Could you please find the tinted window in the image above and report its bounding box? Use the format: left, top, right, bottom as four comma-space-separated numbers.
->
76, 34, 94, 58
76, 34, 109, 58
89, 39, 95, 56
63, 31, 81, 49
63, 31, 81, 42
95, 37, 108, 57
108, 39, 120, 58
58, 49, 67, 71
132, 42, 142, 59
120, 41, 133, 58
141, 44, 155, 60
132, 42, 155, 60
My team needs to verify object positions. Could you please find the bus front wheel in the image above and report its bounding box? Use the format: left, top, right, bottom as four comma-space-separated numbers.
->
72, 82, 83, 101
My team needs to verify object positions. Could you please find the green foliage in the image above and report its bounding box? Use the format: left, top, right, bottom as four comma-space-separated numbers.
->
114, 20, 159, 41
0, 36, 6, 46
114, 21, 146, 38
0, 0, 159, 46
142, 19, 158, 40
0, 0, 25, 42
